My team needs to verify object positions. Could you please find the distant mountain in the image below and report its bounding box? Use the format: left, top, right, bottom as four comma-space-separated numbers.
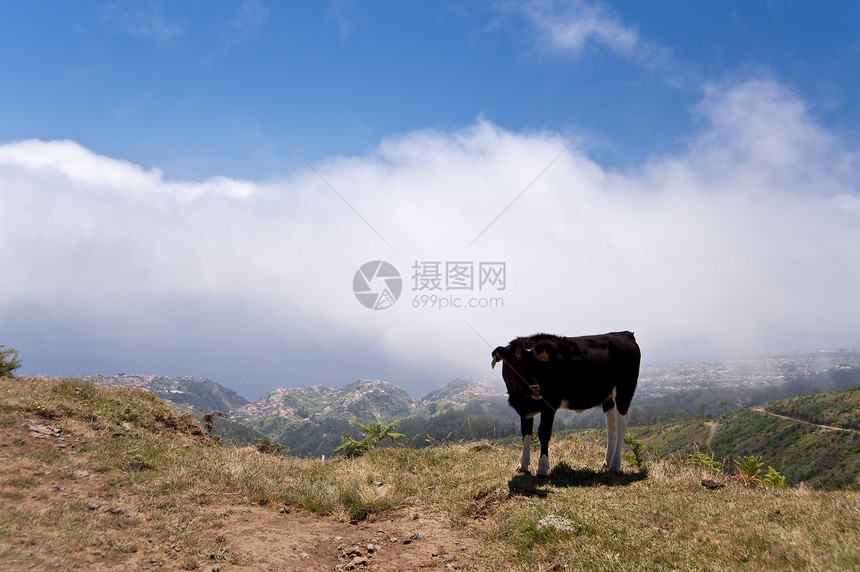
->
231, 379, 418, 425
411, 376, 514, 421
87, 348, 860, 456
228, 379, 419, 457
420, 376, 504, 403
85, 374, 249, 414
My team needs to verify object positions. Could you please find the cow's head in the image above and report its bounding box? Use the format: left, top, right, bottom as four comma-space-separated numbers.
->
492, 336, 564, 400
493, 336, 569, 365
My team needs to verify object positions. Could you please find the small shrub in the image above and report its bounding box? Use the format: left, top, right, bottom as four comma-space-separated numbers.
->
687, 451, 723, 473
762, 465, 788, 488
624, 432, 647, 470
333, 418, 405, 459
0, 345, 22, 377
255, 437, 288, 456
733, 455, 763, 480
203, 411, 227, 434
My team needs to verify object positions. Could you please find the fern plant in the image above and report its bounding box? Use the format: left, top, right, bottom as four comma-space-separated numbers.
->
733, 455, 763, 479
334, 418, 405, 458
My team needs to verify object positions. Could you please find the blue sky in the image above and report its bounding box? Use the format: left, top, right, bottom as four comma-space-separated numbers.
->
6, 1, 858, 178
2, 1, 860, 400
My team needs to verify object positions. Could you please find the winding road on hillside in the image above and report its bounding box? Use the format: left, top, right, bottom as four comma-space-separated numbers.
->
750, 407, 859, 432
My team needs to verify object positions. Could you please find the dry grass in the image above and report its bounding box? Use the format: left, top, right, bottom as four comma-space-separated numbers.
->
1, 376, 859, 570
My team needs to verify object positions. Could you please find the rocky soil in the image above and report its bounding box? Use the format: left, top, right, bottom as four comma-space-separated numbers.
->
0, 422, 484, 571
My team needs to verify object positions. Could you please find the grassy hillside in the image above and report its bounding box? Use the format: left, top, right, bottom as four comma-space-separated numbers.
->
2, 375, 859, 570
709, 408, 860, 490
766, 386, 860, 430
628, 388, 860, 491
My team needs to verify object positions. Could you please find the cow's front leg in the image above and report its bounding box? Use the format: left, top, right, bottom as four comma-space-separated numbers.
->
517, 416, 534, 474
536, 409, 556, 478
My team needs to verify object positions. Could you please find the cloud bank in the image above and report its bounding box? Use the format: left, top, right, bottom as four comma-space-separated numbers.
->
1, 77, 858, 398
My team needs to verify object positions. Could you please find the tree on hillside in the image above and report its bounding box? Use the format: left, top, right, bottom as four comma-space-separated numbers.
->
0, 345, 22, 377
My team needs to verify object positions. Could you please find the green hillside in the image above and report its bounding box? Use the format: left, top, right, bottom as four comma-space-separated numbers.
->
709, 408, 860, 490
766, 386, 860, 430
629, 387, 860, 491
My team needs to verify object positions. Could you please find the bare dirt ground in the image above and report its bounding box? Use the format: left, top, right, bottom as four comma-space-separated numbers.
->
0, 422, 485, 571
703, 420, 719, 448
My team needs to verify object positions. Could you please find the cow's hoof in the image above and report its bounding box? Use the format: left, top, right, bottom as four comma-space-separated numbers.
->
516, 465, 531, 475
537, 456, 550, 478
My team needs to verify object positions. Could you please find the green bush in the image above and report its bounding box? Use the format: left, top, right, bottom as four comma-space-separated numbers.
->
762, 465, 788, 488
0, 345, 22, 377
733, 455, 763, 479
334, 418, 405, 458
255, 437, 288, 456
687, 451, 723, 473
624, 432, 647, 470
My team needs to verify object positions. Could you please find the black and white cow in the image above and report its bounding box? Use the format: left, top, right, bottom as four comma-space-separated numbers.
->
492, 331, 640, 476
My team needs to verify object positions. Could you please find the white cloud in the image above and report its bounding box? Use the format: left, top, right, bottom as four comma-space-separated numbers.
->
1, 77, 858, 396
512, 0, 639, 57
0, 139, 255, 200
100, 1, 187, 47
505, 0, 692, 86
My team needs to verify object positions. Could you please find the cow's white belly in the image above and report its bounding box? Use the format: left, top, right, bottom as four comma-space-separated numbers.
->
559, 398, 586, 413
559, 388, 616, 413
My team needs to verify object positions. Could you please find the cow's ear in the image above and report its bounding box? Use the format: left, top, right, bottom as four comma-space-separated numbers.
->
533, 342, 551, 362
491, 346, 508, 369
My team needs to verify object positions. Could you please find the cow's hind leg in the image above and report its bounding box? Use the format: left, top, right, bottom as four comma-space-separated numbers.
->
536, 409, 556, 478
517, 416, 534, 474
602, 406, 628, 473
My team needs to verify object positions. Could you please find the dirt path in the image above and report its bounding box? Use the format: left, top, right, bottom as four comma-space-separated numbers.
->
750, 407, 858, 432
703, 420, 719, 448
